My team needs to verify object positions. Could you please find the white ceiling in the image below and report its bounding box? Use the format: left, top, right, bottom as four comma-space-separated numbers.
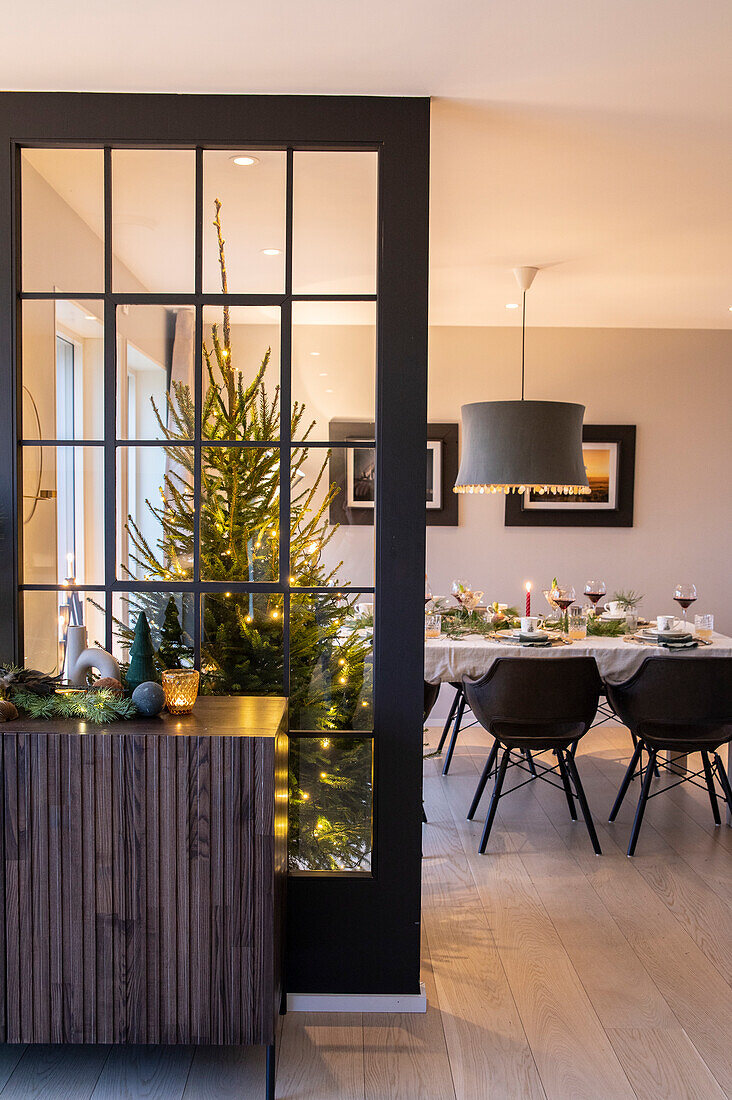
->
7, 0, 732, 327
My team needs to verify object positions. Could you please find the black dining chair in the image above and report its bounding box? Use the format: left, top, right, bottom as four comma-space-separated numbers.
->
606, 657, 732, 856
422, 681, 442, 823
464, 657, 603, 854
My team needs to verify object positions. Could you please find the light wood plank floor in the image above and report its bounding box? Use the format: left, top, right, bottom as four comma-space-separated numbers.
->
2, 721, 731, 1099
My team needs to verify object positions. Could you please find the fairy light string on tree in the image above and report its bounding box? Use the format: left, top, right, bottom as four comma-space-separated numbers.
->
111, 200, 372, 869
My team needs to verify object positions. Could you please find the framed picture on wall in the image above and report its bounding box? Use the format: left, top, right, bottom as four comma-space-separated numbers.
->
504, 424, 636, 527
330, 420, 458, 525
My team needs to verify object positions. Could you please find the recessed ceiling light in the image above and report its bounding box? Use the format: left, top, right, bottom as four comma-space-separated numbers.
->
325, 388, 334, 394
231, 155, 259, 166
84, 314, 96, 321
309, 351, 320, 356
319, 372, 328, 377
505, 303, 519, 309
261, 247, 282, 256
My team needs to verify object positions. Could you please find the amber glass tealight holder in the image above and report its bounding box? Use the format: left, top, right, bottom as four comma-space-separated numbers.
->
162, 669, 200, 715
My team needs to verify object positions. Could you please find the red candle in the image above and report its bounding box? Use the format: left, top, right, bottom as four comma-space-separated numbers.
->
525, 582, 531, 617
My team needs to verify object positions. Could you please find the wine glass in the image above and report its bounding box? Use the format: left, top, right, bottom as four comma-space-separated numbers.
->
673, 582, 697, 627
584, 580, 606, 611
552, 582, 576, 632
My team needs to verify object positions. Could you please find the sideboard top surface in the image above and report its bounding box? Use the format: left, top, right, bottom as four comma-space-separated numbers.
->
0, 694, 288, 739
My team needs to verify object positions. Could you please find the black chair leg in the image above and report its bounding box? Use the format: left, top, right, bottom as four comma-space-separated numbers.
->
468, 739, 499, 820
478, 748, 510, 854
563, 749, 602, 855
701, 750, 721, 826
442, 691, 466, 775
524, 748, 537, 776
627, 748, 657, 856
436, 686, 461, 753
422, 803, 427, 823
714, 753, 732, 815
555, 749, 577, 821
265, 1042, 276, 1100
609, 741, 643, 821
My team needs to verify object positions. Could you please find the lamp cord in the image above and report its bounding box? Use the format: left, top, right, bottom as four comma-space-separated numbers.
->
521, 289, 526, 400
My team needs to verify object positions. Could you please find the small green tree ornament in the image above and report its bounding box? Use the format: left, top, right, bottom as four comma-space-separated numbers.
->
158, 597, 187, 670
126, 612, 158, 692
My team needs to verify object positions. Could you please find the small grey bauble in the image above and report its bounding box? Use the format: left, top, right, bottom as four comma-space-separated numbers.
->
131, 681, 166, 718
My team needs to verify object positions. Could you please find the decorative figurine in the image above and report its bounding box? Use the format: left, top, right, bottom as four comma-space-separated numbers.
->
126, 612, 158, 693
64, 625, 120, 688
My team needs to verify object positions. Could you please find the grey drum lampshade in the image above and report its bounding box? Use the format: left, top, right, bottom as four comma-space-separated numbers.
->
453, 400, 590, 496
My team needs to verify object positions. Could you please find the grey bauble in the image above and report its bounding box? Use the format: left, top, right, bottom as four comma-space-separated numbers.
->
131, 681, 166, 718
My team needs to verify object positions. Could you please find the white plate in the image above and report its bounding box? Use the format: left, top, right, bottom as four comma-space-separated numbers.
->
600, 614, 626, 622
640, 628, 691, 640
511, 629, 548, 641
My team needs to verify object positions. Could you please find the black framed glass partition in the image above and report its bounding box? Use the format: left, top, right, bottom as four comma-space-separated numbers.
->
0, 94, 429, 994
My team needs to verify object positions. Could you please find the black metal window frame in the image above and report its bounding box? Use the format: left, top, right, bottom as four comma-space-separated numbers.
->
0, 94, 429, 995
16, 143, 378, 686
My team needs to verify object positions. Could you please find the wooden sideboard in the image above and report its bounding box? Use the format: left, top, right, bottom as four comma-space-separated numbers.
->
0, 695, 287, 1089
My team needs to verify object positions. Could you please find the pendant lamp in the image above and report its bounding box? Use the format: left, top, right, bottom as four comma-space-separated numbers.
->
454, 267, 590, 497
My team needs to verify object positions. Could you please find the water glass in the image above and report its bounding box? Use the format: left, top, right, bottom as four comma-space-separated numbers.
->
694, 613, 714, 642
425, 613, 442, 640
568, 608, 587, 640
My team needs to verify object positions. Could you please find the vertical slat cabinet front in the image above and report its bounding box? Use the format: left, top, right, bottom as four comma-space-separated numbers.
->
1, 723, 284, 1045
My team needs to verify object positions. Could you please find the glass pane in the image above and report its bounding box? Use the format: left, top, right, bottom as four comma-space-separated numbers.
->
21, 148, 104, 292
117, 305, 194, 440
112, 150, 195, 292
111, 591, 194, 669
289, 736, 373, 872
290, 593, 373, 732
201, 592, 284, 695
117, 446, 194, 581
203, 150, 286, 293
292, 446, 375, 588
292, 300, 375, 441
22, 446, 104, 585
202, 305, 280, 441
23, 590, 106, 678
22, 300, 104, 440
200, 446, 280, 582
292, 151, 378, 294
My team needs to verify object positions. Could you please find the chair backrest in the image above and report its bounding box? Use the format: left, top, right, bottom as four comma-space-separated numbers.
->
463, 657, 602, 735
424, 680, 441, 721
606, 657, 732, 737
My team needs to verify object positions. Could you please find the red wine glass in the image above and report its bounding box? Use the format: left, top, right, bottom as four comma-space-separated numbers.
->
553, 583, 576, 632
673, 582, 697, 627
584, 580, 606, 610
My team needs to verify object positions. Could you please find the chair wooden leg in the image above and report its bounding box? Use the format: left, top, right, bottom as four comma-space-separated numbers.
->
468, 739, 499, 820
563, 750, 602, 855
556, 749, 577, 821
702, 750, 721, 826
627, 748, 657, 856
713, 753, 732, 817
436, 686, 460, 752
609, 741, 643, 821
478, 748, 510, 854
442, 691, 466, 775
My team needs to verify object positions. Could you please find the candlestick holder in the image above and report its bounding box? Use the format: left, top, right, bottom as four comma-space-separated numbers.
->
162, 669, 200, 715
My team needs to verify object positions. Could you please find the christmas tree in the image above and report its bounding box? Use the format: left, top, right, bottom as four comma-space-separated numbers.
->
157, 596, 190, 670
126, 612, 158, 692
113, 201, 373, 869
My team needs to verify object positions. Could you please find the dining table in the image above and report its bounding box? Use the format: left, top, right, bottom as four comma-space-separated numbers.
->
425, 627, 732, 816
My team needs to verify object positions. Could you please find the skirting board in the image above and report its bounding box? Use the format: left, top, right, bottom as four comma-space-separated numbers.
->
288, 982, 427, 1013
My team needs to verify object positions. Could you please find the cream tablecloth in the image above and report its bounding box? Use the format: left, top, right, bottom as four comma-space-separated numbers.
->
424, 630, 732, 686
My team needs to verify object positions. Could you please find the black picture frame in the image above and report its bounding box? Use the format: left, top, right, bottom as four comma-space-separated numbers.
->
504, 424, 636, 527
329, 420, 459, 526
